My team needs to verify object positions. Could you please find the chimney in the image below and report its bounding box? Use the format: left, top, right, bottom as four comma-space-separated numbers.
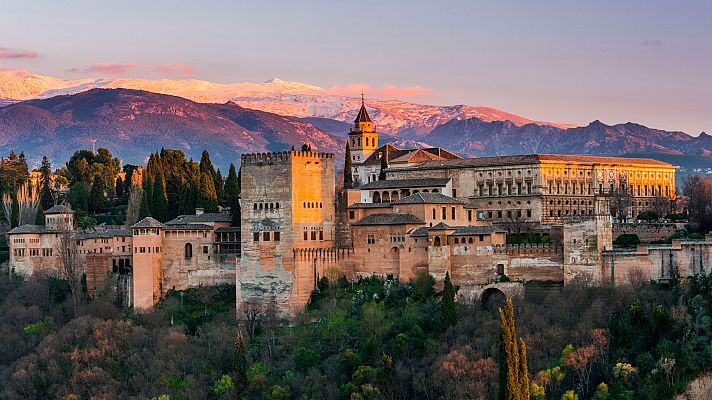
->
195, 208, 204, 215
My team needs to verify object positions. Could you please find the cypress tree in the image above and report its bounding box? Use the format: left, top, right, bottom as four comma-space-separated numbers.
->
199, 150, 216, 181
224, 163, 239, 199
89, 175, 106, 213
234, 331, 247, 384
379, 149, 388, 180
35, 205, 45, 225
115, 175, 124, 199
179, 182, 197, 216
230, 192, 241, 227
138, 187, 151, 220
197, 171, 218, 213
441, 271, 458, 328
497, 298, 529, 400
152, 171, 169, 222
344, 143, 353, 189
215, 168, 227, 207
39, 156, 54, 211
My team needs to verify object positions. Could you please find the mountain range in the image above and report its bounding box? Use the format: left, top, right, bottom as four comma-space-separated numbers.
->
0, 69, 709, 173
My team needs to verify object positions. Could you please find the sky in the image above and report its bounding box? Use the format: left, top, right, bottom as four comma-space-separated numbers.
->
1, 0, 711, 135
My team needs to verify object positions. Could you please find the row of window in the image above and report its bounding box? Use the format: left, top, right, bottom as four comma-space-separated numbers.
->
253, 231, 281, 242
303, 201, 323, 209
254, 202, 281, 210
13, 248, 54, 257
480, 209, 533, 220
476, 182, 532, 197
350, 136, 375, 148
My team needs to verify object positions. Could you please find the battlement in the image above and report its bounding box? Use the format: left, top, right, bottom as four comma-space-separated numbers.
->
493, 243, 563, 255
293, 247, 353, 261
241, 151, 335, 166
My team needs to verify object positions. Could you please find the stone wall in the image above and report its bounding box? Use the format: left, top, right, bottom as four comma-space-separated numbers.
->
613, 223, 680, 242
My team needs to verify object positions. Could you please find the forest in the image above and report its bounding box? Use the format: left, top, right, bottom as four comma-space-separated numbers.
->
0, 269, 710, 400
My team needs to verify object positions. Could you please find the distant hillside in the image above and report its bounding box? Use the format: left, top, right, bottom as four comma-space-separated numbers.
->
0, 88, 344, 167
420, 118, 712, 172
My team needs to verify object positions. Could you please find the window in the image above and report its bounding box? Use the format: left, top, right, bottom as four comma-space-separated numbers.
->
319, 230, 324, 241
349, 210, 355, 219
433, 236, 441, 246
432, 208, 436, 219
497, 264, 505, 275
442, 207, 446, 219
468, 210, 472, 222
311, 231, 317, 241
254, 232, 260, 242
274, 231, 280, 241
185, 243, 192, 258
453, 189, 457, 197
203, 245, 209, 254
263, 232, 271, 241
367, 234, 376, 244
304, 231, 308, 240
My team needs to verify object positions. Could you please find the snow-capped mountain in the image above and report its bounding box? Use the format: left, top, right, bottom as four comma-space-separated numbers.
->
0, 69, 575, 135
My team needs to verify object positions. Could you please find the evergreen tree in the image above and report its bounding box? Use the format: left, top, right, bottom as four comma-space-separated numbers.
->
199, 150, 217, 181
300, 143, 312, 152
224, 163, 239, 199
234, 330, 247, 384
230, 192, 241, 227
138, 187, 152, 220
197, 171, 219, 213
379, 150, 388, 180
215, 168, 227, 207
69, 183, 89, 212
441, 271, 458, 328
88, 175, 106, 213
115, 175, 124, 199
39, 156, 54, 211
152, 171, 169, 222
160, 149, 188, 219
497, 298, 529, 400
179, 182, 197, 216
344, 144, 353, 189
35, 205, 45, 225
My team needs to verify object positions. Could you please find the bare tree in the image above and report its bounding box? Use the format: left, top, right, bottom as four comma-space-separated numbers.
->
240, 298, 263, 340
2, 192, 12, 226
607, 184, 632, 222
651, 195, 671, 221
55, 206, 81, 309
16, 182, 39, 225
503, 209, 527, 235
125, 171, 142, 228
682, 173, 712, 224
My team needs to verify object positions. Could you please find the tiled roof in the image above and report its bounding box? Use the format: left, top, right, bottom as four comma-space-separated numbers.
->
74, 229, 132, 240
215, 227, 241, 233
8, 224, 50, 234
45, 204, 73, 214
410, 227, 429, 237
360, 145, 461, 167
430, 222, 452, 230
166, 213, 232, 225
394, 192, 465, 205
131, 217, 165, 228
353, 102, 372, 123
450, 226, 506, 235
347, 202, 392, 209
358, 178, 451, 190
394, 154, 674, 172
163, 224, 213, 231
352, 213, 424, 226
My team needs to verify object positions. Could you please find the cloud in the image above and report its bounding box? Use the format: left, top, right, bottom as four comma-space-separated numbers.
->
0, 46, 38, 59
74, 61, 196, 76
86, 62, 138, 75
640, 40, 663, 48
328, 83, 438, 99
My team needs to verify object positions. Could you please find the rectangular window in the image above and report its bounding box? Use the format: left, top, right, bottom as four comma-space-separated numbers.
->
452, 189, 457, 198
253, 232, 260, 242
304, 231, 308, 240
367, 234, 375, 244
311, 231, 317, 241
488, 184, 493, 196
478, 184, 484, 197
442, 207, 446, 219
517, 182, 523, 195
263, 232, 270, 241
451, 207, 455, 219
468, 210, 472, 222
274, 231, 280, 241
432, 208, 436, 219
349, 210, 355, 219
319, 230, 324, 241
527, 210, 532, 218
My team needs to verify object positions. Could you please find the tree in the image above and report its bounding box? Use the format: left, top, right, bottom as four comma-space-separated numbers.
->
234, 330, 247, 384
39, 156, 54, 211
68, 183, 89, 212
125, 171, 143, 227
215, 168, 227, 207
55, 206, 81, 310
138, 188, 151, 220
498, 297, 529, 400
301, 143, 312, 152
224, 164, 239, 199
607, 184, 632, 222
88, 175, 106, 213
230, 193, 241, 227
16, 182, 39, 226
197, 171, 218, 213
115, 175, 124, 199
682, 173, 712, 231
35, 205, 45, 225
379, 150, 388, 180
151, 171, 169, 222
441, 271, 457, 328
76, 215, 97, 232
344, 144, 353, 189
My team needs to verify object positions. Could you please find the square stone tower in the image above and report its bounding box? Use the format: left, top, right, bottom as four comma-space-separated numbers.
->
239, 150, 335, 314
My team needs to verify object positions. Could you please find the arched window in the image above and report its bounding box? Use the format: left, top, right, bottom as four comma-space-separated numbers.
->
259, 203, 263, 210
468, 237, 473, 244
434, 236, 441, 247
185, 243, 192, 259
275, 203, 280, 209
269, 203, 273, 209
454, 238, 459, 244
253, 203, 257, 210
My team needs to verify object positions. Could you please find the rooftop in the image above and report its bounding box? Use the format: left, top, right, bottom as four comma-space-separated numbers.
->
392, 154, 674, 172
45, 204, 73, 214
409, 225, 505, 237
360, 144, 461, 167
166, 213, 232, 225
131, 217, 165, 229
8, 224, 50, 234
347, 202, 393, 209
74, 229, 132, 240
352, 213, 425, 226
393, 192, 465, 205
358, 177, 451, 190
163, 224, 214, 231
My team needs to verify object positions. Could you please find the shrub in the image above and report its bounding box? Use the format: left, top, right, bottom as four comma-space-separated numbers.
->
614, 234, 641, 247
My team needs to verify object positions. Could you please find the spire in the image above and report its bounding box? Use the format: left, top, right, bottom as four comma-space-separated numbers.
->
354, 93, 372, 124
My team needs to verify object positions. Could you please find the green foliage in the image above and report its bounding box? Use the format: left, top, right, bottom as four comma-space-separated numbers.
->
0, 151, 29, 195
150, 395, 170, 400
561, 389, 579, 400
294, 346, 320, 370
614, 233, 641, 247
161, 375, 188, 391
440, 271, 458, 328
68, 183, 89, 211
197, 171, 218, 213
39, 156, 54, 211
212, 374, 234, 395
115, 175, 124, 199
224, 163, 240, 199
88, 175, 106, 213
35, 206, 45, 225
637, 211, 659, 221
410, 271, 435, 302
593, 382, 610, 400
138, 187, 152, 220
498, 297, 529, 400
152, 171, 169, 222
23, 316, 54, 336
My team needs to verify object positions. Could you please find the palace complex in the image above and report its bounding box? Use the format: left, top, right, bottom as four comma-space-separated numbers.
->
7, 100, 712, 315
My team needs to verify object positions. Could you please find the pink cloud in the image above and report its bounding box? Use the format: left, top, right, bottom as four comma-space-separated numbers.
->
640, 40, 663, 48
328, 83, 438, 99
86, 62, 138, 75
0, 46, 38, 59
75, 61, 196, 76
152, 62, 196, 76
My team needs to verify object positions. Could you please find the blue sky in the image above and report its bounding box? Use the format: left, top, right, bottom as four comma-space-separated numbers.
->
1, 0, 711, 135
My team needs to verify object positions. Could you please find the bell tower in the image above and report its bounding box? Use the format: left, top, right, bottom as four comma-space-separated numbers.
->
348, 94, 379, 164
